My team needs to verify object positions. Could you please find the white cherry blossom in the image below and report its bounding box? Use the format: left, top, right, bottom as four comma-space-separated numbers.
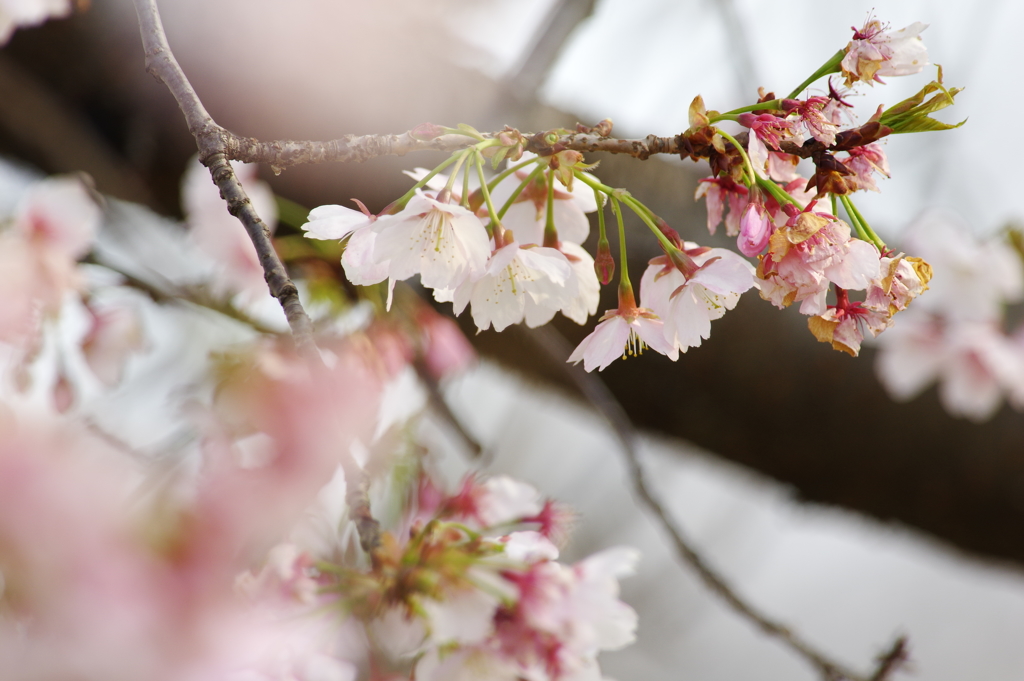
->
372, 193, 490, 292
641, 245, 755, 353
452, 242, 575, 332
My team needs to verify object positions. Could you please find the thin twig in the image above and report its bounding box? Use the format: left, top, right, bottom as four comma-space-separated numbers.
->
223, 130, 686, 168
527, 324, 907, 681
131, 0, 314, 351
130, 0, 386, 553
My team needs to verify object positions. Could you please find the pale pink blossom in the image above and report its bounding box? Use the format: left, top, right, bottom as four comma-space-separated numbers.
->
341, 226, 390, 286
695, 177, 748, 236
80, 298, 146, 387
13, 175, 100, 259
0, 417, 368, 681
641, 245, 755, 353
842, 143, 890, 192
432, 475, 544, 530
301, 203, 389, 287
875, 315, 1020, 421
0, 234, 45, 344
782, 97, 840, 146
766, 152, 802, 184
901, 212, 1022, 322
568, 291, 678, 372
864, 254, 932, 316
739, 113, 802, 177
842, 18, 929, 86
490, 546, 639, 680
551, 241, 601, 326
808, 289, 890, 357
498, 531, 561, 563
0, 176, 101, 345
416, 307, 477, 380
415, 537, 637, 681
758, 211, 879, 316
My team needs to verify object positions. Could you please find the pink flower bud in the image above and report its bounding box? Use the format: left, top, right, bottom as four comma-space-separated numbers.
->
410, 122, 446, 140
594, 240, 615, 285
737, 112, 758, 128
738, 203, 771, 257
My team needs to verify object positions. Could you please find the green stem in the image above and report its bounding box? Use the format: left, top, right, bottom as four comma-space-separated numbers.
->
496, 164, 544, 221
438, 150, 470, 203
610, 196, 630, 288
786, 48, 845, 100
572, 168, 616, 195
594, 187, 608, 245
572, 170, 676, 253
756, 175, 800, 208
715, 129, 756, 187
840, 194, 868, 241
830, 193, 838, 218
474, 152, 501, 239
393, 152, 461, 208
544, 168, 557, 245
487, 158, 539, 193
717, 99, 784, 116
839, 194, 885, 250
461, 156, 472, 209
621, 196, 677, 253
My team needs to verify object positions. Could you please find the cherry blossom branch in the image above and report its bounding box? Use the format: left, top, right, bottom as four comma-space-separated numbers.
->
528, 324, 908, 681
130, 0, 314, 351
130, 0, 387, 556
218, 120, 889, 169
222, 130, 686, 168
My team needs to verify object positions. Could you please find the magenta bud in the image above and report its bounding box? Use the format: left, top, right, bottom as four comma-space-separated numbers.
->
782, 203, 801, 219
737, 112, 757, 128
410, 123, 445, 140
595, 240, 615, 285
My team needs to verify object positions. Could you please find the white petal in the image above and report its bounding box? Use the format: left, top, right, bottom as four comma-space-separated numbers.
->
302, 205, 370, 240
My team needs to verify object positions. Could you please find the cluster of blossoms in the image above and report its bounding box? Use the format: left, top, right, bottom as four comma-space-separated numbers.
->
283, 473, 637, 681
873, 214, 1024, 421
0, 161, 637, 681
304, 16, 959, 370
689, 16, 953, 358
302, 143, 601, 334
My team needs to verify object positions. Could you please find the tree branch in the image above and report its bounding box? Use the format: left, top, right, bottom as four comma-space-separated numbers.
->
131, 0, 314, 351
528, 324, 908, 681
130, 0, 392, 555
221, 130, 687, 168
